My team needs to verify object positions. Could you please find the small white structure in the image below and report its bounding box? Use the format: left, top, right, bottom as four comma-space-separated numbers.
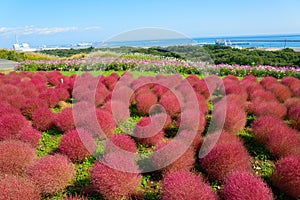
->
13, 36, 36, 52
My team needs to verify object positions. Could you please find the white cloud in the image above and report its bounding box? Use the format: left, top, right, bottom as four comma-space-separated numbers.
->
0, 25, 101, 36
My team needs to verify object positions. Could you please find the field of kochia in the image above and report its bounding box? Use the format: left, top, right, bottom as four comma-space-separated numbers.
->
0, 70, 299, 200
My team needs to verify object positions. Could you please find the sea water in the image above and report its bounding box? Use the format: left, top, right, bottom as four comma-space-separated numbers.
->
97, 34, 300, 49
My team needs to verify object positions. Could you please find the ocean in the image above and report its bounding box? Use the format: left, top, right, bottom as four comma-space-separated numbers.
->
95, 34, 300, 49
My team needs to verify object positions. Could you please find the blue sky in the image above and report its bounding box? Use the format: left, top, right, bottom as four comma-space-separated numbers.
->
0, 0, 300, 48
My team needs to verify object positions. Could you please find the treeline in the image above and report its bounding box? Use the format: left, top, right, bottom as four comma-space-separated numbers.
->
40, 47, 95, 57
38, 45, 300, 67
0, 49, 54, 62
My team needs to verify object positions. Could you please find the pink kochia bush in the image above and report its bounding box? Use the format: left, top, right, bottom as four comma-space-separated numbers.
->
135, 90, 158, 115
54, 108, 75, 132
58, 129, 96, 162
0, 113, 30, 140
199, 143, 252, 181
176, 108, 206, 133
161, 171, 217, 200
159, 92, 182, 117
0, 176, 41, 200
105, 134, 137, 154
213, 101, 246, 134
31, 107, 54, 131
222, 171, 273, 200
134, 116, 165, 146
0, 140, 36, 176
271, 156, 300, 199
252, 116, 300, 157
90, 153, 142, 200
21, 98, 48, 119
288, 104, 300, 129
266, 83, 292, 102
19, 126, 42, 148
151, 140, 196, 174
252, 101, 287, 119
26, 154, 75, 194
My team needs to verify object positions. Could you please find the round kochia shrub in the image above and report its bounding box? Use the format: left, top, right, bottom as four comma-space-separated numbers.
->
134, 116, 165, 146
267, 83, 292, 102
105, 134, 137, 154
266, 126, 300, 158
213, 102, 246, 134
0, 176, 41, 200
0, 140, 36, 176
222, 171, 273, 200
19, 126, 42, 148
135, 90, 158, 115
150, 140, 195, 174
58, 129, 96, 162
288, 104, 300, 129
176, 108, 206, 133
252, 101, 287, 119
271, 155, 300, 199
31, 107, 54, 131
159, 92, 182, 117
90, 153, 142, 200
199, 143, 252, 181
26, 154, 75, 194
0, 113, 30, 140
21, 98, 48, 119
251, 116, 287, 144
161, 171, 217, 200
54, 108, 75, 132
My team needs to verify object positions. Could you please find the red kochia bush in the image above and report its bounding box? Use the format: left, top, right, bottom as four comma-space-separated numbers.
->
199, 143, 252, 181
90, 153, 142, 200
249, 89, 278, 102
252, 101, 287, 119
135, 90, 158, 115
95, 109, 116, 138
21, 98, 48, 119
176, 108, 206, 133
284, 97, 300, 110
267, 83, 292, 102
38, 90, 60, 108
266, 126, 300, 158
213, 102, 246, 134
58, 129, 96, 162
105, 134, 137, 154
19, 126, 42, 148
271, 155, 300, 199
159, 92, 182, 117
260, 76, 278, 88
222, 171, 273, 200
151, 140, 195, 174
54, 108, 75, 132
0, 176, 41, 200
6, 94, 27, 109
281, 76, 300, 87
0, 140, 36, 176
54, 87, 70, 101
0, 113, 30, 140
251, 116, 286, 144
32, 107, 54, 131
134, 116, 165, 146
102, 100, 130, 124
26, 154, 75, 194
161, 171, 217, 200
288, 104, 300, 129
